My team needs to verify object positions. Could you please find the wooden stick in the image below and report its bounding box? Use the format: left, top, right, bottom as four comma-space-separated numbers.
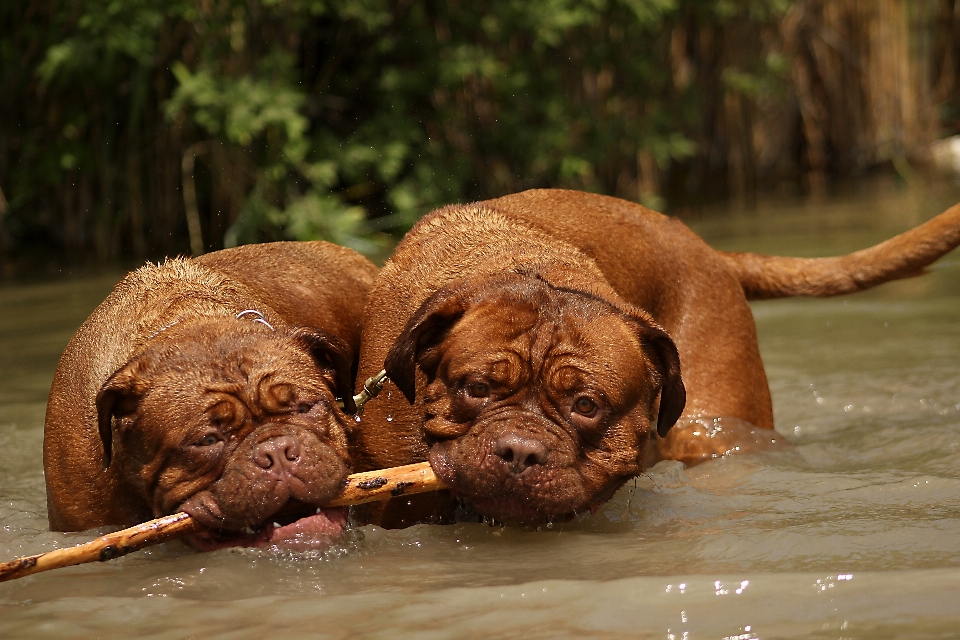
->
328, 460, 447, 507
0, 461, 446, 583
0, 512, 202, 583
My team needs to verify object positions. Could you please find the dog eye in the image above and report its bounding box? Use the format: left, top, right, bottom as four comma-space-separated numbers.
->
465, 381, 490, 398
196, 433, 222, 447
573, 397, 598, 417
297, 402, 314, 414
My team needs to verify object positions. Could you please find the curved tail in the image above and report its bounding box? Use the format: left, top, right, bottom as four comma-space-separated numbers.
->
719, 202, 960, 300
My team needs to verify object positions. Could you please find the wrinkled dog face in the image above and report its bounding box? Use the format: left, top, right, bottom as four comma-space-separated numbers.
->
386, 275, 685, 524
96, 320, 354, 543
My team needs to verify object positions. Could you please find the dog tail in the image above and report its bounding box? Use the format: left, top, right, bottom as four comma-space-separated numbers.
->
718, 202, 960, 300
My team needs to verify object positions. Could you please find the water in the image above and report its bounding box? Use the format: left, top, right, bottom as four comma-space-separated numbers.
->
2, 183, 960, 638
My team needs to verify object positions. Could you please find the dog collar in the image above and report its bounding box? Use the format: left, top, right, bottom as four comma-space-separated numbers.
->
236, 309, 275, 331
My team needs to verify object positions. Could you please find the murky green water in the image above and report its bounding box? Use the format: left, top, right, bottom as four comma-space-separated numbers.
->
2, 183, 960, 638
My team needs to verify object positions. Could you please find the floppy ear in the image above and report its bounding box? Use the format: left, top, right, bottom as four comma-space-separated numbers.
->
640, 327, 687, 438
291, 327, 357, 414
96, 359, 150, 469
383, 287, 470, 404
635, 325, 686, 437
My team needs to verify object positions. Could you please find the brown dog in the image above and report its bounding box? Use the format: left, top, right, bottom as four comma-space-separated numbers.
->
44, 241, 377, 550
353, 189, 960, 528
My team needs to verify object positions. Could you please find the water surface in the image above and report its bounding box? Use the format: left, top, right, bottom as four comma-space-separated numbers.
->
2, 184, 959, 638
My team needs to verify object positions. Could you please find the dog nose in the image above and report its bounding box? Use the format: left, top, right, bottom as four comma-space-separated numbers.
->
253, 436, 301, 471
493, 434, 548, 474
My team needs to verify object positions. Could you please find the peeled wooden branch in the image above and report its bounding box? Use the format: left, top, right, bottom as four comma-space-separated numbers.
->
0, 461, 445, 583
0, 512, 201, 584
327, 460, 446, 507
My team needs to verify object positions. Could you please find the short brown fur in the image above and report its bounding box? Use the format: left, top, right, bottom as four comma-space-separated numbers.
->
44, 241, 377, 532
353, 189, 960, 528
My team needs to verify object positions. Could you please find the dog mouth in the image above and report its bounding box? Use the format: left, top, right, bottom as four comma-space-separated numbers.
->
433, 449, 624, 524
184, 504, 348, 552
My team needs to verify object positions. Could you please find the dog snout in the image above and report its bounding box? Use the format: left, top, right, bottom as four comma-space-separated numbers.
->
253, 435, 301, 471
493, 433, 548, 474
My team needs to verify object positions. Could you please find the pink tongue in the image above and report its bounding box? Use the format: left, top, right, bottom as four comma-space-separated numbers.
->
264, 508, 348, 547
185, 507, 348, 552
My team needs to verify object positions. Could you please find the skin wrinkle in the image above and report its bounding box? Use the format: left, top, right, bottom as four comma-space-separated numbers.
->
44, 241, 376, 533
428, 284, 644, 517
156, 465, 221, 515
357, 191, 960, 526
192, 425, 344, 528
112, 326, 351, 529
416, 289, 655, 522
357, 195, 752, 527
139, 397, 238, 514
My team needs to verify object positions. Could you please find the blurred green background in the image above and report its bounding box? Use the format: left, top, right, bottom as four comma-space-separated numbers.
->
2, 0, 959, 273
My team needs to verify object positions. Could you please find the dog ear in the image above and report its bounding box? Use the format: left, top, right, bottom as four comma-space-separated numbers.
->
635, 324, 686, 437
291, 327, 357, 414
96, 359, 150, 469
383, 287, 469, 404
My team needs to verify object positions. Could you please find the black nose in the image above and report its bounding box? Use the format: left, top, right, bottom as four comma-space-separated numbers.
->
493, 434, 548, 474
253, 436, 301, 471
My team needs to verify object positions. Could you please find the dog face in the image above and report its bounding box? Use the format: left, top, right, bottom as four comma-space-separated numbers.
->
96, 320, 354, 548
384, 274, 685, 524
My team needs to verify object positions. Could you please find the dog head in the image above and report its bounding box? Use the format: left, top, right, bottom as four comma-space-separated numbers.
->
384, 273, 685, 524
96, 318, 354, 548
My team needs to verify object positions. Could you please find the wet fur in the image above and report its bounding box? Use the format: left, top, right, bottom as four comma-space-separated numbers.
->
43, 241, 377, 531
353, 189, 960, 528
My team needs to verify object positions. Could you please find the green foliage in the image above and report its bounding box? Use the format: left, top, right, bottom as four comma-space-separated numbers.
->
1, 0, 793, 265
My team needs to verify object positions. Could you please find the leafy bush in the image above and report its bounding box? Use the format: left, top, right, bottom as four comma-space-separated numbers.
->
0, 0, 792, 266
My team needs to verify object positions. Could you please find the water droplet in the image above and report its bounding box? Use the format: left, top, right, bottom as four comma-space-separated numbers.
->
546, 522, 553, 529
386, 415, 393, 422
354, 415, 362, 423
